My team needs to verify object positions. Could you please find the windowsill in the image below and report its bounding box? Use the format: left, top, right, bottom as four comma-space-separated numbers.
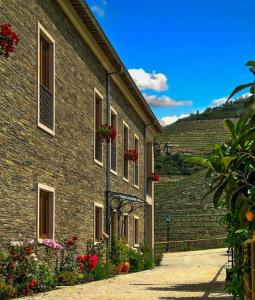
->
134, 243, 139, 248
110, 169, 117, 176
94, 158, 103, 167
134, 184, 139, 189
38, 122, 55, 136
123, 177, 129, 183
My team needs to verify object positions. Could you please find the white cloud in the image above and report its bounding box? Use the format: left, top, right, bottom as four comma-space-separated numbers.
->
129, 68, 168, 91
160, 114, 189, 127
91, 1, 107, 17
211, 97, 228, 106
143, 93, 192, 107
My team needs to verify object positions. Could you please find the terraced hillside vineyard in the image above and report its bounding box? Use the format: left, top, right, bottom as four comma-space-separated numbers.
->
154, 117, 237, 251
156, 118, 235, 155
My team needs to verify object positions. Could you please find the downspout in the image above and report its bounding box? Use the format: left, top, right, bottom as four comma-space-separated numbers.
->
106, 68, 123, 246
144, 122, 157, 247
144, 125, 148, 244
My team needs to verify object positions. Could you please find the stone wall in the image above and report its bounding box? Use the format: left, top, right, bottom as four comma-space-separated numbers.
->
0, 0, 145, 248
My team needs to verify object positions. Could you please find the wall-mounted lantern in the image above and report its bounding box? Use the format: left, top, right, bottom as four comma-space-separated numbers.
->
163, 142, 173, 155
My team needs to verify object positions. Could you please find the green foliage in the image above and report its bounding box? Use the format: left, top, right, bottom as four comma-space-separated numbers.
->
154, 251, 163, 266
155, 153, 203, 176
226, 267, 244, 299
128, 248, 143, 272
193, 99, 255, 298
86, 239, 106, 257
109, 237, 129, 265
59, 237, 78, 273
140, 245, 154, 270
34, 264, 56, 292
57, 271, 84, 286
91, 258, 114, 280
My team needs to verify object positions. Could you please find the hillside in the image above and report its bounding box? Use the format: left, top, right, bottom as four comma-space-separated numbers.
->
155, 118, 233, 155
154, 170, 226, 250
182, 94, 253, 121
154, 105, 237, 251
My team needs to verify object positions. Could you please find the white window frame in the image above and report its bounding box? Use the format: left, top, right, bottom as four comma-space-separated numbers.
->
134, 134, 139, 189
123, 121, 129, 182
134, 215, 139, 247
110, 106, 118, 175
94, 88, 104, 167
37, 22, 55, 136
37, 183, 55, 242
94, 202, 104, 244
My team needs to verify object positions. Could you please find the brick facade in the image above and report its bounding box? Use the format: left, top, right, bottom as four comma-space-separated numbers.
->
0, 0, 159, 249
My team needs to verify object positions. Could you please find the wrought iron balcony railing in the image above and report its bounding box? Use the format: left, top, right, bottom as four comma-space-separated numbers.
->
40, 84, 53, 130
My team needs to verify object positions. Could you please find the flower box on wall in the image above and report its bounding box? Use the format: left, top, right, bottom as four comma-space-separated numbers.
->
0, 24, 19, 58
147, 172, 160, 182
124, 150, 138, 162
96, 124, 117, 143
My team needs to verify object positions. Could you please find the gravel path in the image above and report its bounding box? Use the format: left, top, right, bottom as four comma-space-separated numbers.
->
25, 248, 232, 300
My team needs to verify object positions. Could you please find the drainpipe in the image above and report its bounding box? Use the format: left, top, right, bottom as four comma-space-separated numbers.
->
144, 122, 157, 247
106, 68, 122, 246
144, 125, 148, 245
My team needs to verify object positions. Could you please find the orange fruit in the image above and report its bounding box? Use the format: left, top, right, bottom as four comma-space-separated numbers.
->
246, 211, 254, 222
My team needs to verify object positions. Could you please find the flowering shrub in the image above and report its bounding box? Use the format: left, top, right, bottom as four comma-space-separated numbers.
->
86, 233, 108, 257
97, 124, 117, 143
124, 150, 138, 161
59, 236, 78, 273
0, 241, 56, 298
147, 172, 160, 182
0, 24, 19, 58
43, 239, 63, 251
77, 254, 99, 273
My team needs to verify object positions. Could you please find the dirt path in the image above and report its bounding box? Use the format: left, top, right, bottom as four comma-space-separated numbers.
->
25, 248, 232, 300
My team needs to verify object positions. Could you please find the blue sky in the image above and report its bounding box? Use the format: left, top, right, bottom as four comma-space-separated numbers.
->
86, 0, 255, 125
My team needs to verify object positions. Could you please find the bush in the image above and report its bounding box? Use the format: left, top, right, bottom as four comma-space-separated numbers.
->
110, 237, 129, 265
140, 245, 154, 270
128, 248, 143, 272
57, 271, 84, 286
34, 264, 56, 292
154, 251, 163, 266
91, 258, 114, 281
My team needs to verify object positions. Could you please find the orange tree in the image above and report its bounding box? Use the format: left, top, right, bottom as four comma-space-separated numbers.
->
189, 62, 255, 299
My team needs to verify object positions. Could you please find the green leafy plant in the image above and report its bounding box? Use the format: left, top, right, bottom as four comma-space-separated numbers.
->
187, 72, 255, 298
91, 258, 114, 280
140, 245, 154, 270
34, 264, 56, 292
57, 271, 84, 286
128, 248, 143, 272
59, 236, 78, 273
109, 237, 129, 265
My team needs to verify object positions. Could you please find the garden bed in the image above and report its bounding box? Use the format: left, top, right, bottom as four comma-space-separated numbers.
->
0, 236, 163, 299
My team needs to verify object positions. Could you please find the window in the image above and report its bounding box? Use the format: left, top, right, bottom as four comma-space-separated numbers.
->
123, 215, 129, 242
38, 23, 55, 135
94, 90, 103, 165
37, 184, 55, 240
94, 203, 103, 243
134, 216, 139, 246
110, 107, 117, 174
123, 122, 129, 181
134, 135, 139, 188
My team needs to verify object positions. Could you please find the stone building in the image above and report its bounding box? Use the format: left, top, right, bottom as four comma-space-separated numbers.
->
0, 0, 161, 249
